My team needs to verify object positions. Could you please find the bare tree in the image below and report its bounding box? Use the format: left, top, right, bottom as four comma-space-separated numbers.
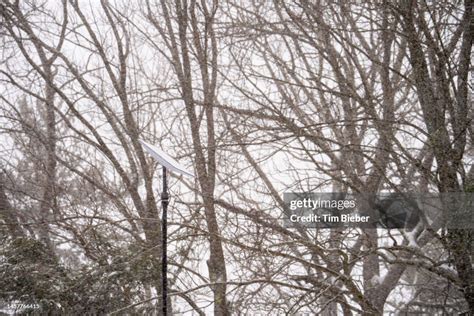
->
396, 0, 473, 310
0, 0, 471, 314
142, 1, 230, 314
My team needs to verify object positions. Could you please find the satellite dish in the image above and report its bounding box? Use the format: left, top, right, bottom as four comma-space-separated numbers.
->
139, 140, 195, 178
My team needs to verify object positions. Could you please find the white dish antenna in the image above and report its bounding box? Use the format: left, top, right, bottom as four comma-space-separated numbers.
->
139, 140, 195, 178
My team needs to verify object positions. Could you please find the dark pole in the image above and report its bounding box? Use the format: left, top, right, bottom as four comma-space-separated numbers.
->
161, 166, 169, 315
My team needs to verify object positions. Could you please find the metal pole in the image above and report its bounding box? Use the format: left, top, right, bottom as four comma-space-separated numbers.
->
161, 166, 169, 315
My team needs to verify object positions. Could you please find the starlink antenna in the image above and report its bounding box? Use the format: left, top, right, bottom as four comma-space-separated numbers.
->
139, 139, 194, 178
139, 139, 194, 315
